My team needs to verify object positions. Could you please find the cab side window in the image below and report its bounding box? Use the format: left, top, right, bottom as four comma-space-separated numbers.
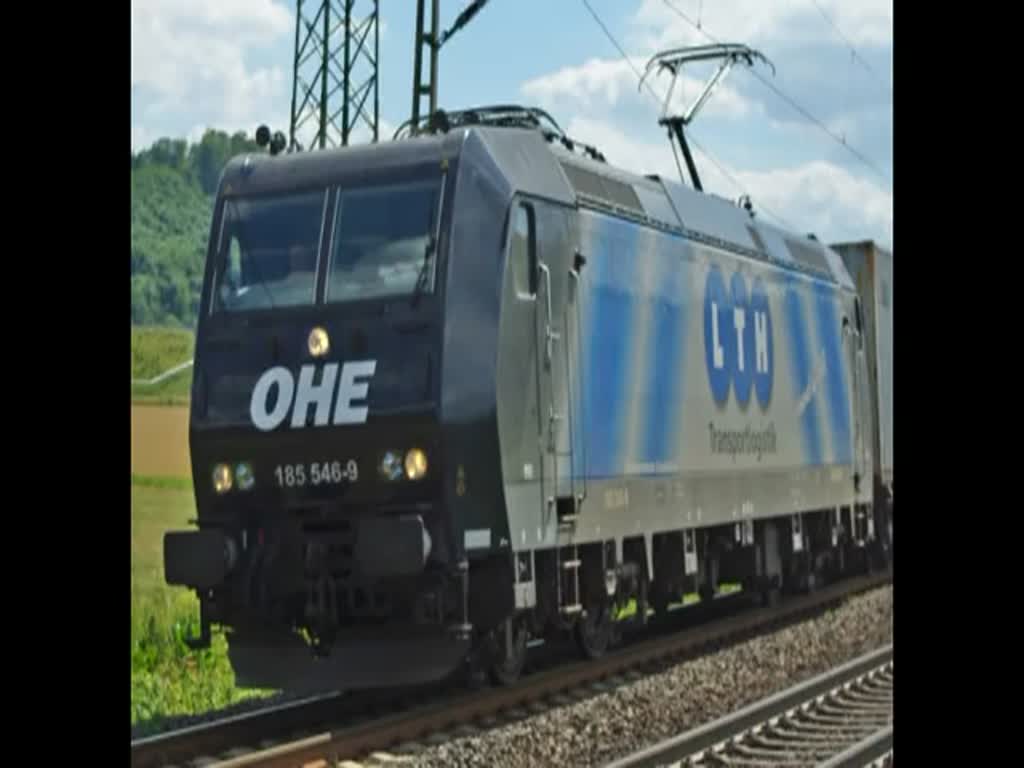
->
511, 202, 537, 298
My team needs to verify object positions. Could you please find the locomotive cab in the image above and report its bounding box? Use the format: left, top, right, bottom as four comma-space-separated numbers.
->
162, 128, 529, 690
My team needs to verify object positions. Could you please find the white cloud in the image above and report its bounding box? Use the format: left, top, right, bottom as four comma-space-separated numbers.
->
516, 1, 892, 249
521, 56, 753, 120
564, 116, 675, 176
728, 160, 892, 246
814, 0, 893, 48
523, 58, 641, 112
379, 118, 398, 141
131, 0, 291, 137
563, 117, 891, 247
342, 117, 398, 146
285, 107, 394, 151
134, 0, 290, 45
632, 0, 892, 52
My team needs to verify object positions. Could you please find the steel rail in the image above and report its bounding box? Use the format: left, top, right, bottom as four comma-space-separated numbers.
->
605, 643, 893, 767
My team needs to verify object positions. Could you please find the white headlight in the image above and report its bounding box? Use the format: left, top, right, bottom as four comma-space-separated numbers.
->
404, 448, 428, 480
308, 326, 330, 357
212, 463, 233, 494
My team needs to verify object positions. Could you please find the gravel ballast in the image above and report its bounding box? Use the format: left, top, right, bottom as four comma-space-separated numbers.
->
400, 584, 893, 768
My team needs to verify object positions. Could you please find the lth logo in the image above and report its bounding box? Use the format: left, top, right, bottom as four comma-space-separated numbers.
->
703, 264, 773, 409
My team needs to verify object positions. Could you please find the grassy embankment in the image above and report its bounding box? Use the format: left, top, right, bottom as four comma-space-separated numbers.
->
131, 474, 276, 731
131, 327, 274, 731
131, 325, 194, 405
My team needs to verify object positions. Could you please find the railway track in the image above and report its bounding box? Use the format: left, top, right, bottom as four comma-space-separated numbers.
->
606, 644, 893, 768
131, 569, 891, 768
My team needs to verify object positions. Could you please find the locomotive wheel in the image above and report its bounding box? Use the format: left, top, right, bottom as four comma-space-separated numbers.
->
488, 617, 528, 687
649, 583, 671, 619
575, 598, 614, 660
698, 583, 716, 604
747, 576, 780, 608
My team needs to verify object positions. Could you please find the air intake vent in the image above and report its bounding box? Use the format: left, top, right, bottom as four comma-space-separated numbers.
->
600, 176, 644, 212
560, 161, 643, 215
560, 163, 606, 200
785, 238, 831, 275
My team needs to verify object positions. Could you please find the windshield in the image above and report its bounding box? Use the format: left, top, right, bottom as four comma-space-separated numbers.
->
326, 178, 442, 303
212, 190, 326, 313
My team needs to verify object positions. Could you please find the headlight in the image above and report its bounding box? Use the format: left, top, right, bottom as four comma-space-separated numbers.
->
380, 450, 404, 481
235, 462, 255, 491
308, 326, 330, 357
404, 448, 428, 480
212, 463, 233, 494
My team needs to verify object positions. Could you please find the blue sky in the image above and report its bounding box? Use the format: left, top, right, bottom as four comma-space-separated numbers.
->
131, 0, 892, 247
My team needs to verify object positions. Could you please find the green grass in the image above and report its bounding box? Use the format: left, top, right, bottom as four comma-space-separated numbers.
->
131, 326, 194, 405
131, 476, 273, 732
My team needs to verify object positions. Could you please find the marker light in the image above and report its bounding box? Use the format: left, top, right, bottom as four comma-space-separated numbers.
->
380, 451, 404, 481
404, 448, 428, 481
235, 462, 255, 491
212, 463, 233, 494
308, 326, 330, 357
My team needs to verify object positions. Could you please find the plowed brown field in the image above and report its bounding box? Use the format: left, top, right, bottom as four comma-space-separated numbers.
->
131, 404, 190, 477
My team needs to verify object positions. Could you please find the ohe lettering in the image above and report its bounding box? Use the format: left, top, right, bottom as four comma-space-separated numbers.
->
249, 361, 377, 431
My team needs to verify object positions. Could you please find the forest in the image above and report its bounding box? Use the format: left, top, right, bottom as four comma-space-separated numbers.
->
131, 130, 260, 327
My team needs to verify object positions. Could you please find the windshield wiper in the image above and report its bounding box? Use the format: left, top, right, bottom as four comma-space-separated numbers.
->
410, 234, 436, 308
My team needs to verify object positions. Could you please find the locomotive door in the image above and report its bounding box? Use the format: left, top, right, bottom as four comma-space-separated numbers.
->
533, 204, 576, 524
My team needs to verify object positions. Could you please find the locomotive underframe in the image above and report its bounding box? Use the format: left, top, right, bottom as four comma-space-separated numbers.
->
166, 466, 892, 691
493, 491, 892, 670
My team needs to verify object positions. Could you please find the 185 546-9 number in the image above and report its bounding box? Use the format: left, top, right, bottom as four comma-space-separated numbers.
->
274, 460, 358, 488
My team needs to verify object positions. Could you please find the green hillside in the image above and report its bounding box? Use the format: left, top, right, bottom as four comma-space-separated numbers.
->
131, 130, 260, 329
131, 166, 210, 327
131, 326, 194, 404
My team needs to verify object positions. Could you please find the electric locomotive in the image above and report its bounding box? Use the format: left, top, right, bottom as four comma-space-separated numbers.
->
163, 105, 892, 691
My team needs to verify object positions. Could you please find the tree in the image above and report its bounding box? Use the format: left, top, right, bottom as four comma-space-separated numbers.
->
130, 128, 261, 328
